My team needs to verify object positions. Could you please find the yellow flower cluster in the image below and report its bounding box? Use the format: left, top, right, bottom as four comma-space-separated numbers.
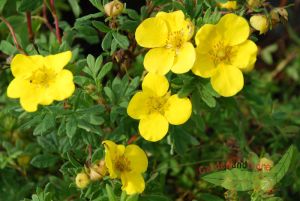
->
5, 9, 259, 196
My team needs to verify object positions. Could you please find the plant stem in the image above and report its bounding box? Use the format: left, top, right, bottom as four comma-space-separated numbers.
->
26, 12, 39, 53
43, 0, 54, 33
26, 12, 34, 42
0, 16, 27, 55
49, 0, 62, 44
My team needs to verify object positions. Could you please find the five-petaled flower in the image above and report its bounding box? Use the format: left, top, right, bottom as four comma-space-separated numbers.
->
7, 51, 75, 112
135, 10, 196, 75
103, 140, 148, 195
127, 73, 192, 142
192, 14, 258, 97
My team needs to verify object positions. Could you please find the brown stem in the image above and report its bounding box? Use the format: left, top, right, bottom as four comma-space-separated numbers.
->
280, 0, 288, 7
43, 0, 54, 33
0, 16, 27, 55
49, 0, 62, 44
87, 144, 92, 166
26, 12, 34, 42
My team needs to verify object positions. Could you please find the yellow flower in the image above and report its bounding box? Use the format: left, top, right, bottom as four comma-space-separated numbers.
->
250, 15, 269, 34
192, 14, 258, 97
127, 73, 192, 142
135, 10, 196, 75
103, 140, 148, 195
7, 51, 75, 112
218, 1, 237, 10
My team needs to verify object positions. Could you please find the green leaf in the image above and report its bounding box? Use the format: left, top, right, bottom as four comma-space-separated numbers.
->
0, 40, 17, 55
268, 145, 296, 184
102, 32, 113, 51
139, 195, 172, 201
17, 0, 43, 12
0, 0, 8, 14
171, 127, 199, 155
68, 0, 81, 17
106, 184, 116, 201
199, 193, 224, 201
92, 21, 110, 33
30, 154, 58, 168
66, 116, 77, 139
89, 0, 103, 11
112, 32, 129, 49
33, 114, 55, 136
97, 62, 113, 80
202, 169, 257, 191
126, 194, 139, 201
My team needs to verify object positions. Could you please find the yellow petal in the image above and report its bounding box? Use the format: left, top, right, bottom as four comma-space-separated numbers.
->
182, 19, 195, 41
195, 24, 220, 47
53, 70, 75, 100
242, 54, 257, 72
192, 50, 217, 78
127, 92, 151, 120
139, 112, 169, 142
156, 10, 185, 32
121, 172, 145, 195
135, 17, 168, 48
103, 140, 125, 179
19, 86, 43, 112
11, 54, 44, 78
7, 78, 30, 98
142, 73, 169, 97
124, 145, 148, 173
44, 51, 72, 72
217, 14, 250, 46
164, 95, 192, 125
171, 42, 195, 74
231, 40, 258, 69
211, 65, 244, 97
144, 47, 175, 75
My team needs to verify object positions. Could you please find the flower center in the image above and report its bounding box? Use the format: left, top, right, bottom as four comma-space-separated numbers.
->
28, 67, 56, 87
147, 93, 170, 114
166, 31, 185, 51
115, 155, 131, 173
209, 41, 234, 65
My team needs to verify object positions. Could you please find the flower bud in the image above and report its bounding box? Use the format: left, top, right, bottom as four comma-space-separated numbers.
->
270, 7, 288, 25
250, 15, 269, 35
259, 157, 274, 172
247, 0, 262, 9
104, 0, 124, 17
17, 155, 31, 167
89, 160, 107, 181
75, 172, 90, 189
218, 1, 237, 10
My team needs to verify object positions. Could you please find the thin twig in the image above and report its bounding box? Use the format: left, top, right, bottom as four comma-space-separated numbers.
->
43, 0, 54, 33
0, 16, 27, 55
26, 12, 34, 42
26, 12, 39, 53
49, 0, 62, 44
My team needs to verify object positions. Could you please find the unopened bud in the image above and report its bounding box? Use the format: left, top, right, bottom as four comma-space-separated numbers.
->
75, 172, 90, 189
250, 15, 269, 35
270, 7, 288, 25
104, 0, 124, 17
247, 0, 262, 9
89, 160, 107, 181
259, 157, 274, 172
